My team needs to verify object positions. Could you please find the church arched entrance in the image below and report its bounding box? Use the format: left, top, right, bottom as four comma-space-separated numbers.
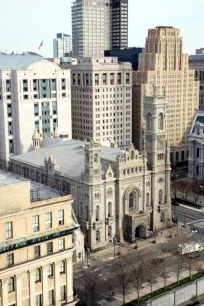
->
135, 225, 146, 239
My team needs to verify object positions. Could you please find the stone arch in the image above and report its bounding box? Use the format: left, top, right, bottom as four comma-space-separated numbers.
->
124, 186, 141, 214
135, 224, 146, 239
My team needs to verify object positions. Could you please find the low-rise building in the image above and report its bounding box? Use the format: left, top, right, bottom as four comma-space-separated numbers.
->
0, 170, 79, 306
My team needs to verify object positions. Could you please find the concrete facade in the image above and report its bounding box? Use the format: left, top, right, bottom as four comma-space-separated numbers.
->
189, 54, 204, 107
188, 107, 204, 182
0, 171, 78, 306
0, 55, 72, 161
70, 56, 132, 148
9, 90, 171, 252
132, 27, 199, 166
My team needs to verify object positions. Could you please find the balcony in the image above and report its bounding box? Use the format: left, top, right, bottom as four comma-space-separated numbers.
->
106, 216, 115, 225
93, 221, 103, 230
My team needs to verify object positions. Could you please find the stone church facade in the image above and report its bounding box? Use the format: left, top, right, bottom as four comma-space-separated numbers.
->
9, 89, 171, 251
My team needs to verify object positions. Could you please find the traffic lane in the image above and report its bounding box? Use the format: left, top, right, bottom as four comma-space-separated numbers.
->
172, 205, 204, 223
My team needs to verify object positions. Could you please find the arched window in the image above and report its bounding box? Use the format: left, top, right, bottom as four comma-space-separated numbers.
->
146, 193, 150, 207
108, 202, 112, 217
107, 188, 112, 196
95, 206, 100, 222
80, 202, 83, 216
48, 264, 53, 278
158, 190, 163, 205
158, 113, 164, 130
35, 268, 41, 282
108, 226, 112, 237
94, 154, 98, 163
129, 192, 136, 213
147, 113, 152, 131
8, 277, 14, 293
60, 260, 65, 274
96, 230, 100, 242
160, 213, 165, 223
85, 205, 88, 221
131, 151, 134, 159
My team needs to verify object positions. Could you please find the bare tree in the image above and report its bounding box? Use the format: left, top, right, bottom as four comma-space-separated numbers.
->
171, 180, 181, 203
80, 268, 100, 306
179, 181, 190, 203
190, 182, 201, 208
113, 257, 133, 305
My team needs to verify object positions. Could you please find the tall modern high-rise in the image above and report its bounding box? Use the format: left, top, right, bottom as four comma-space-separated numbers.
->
132, 27, 199, 166
112, 0, 128, 50
53, 33, 72, 58
71, 0, 128, 57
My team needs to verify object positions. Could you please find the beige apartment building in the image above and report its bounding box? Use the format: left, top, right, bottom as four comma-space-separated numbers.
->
71, 56, 132, 148
133, 26, 199, 166
0, 170, 78, 306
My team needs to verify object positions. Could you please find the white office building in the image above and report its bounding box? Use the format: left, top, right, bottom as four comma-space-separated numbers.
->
0, 53, 72, 160
70, 56, 132, 148
53, 33, 72, 58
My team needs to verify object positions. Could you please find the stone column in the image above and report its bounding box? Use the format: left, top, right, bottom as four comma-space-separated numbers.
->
1, 278, 8, 306
28, 269, 35, 306
16, 274, 22, 306
54, 261, 61, 305
42, 265, 48, 306
66, 256, 74, 303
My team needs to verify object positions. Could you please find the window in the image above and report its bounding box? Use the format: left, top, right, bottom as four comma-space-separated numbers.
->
9, 139, 14, 153
108, 226, 112, 237
147, 113, 152, 131
47, 242, 53, 255
95, 206, 100, 222
34, 245, 41, 258
35, 268, 41, 282
46, 212, 52, 229
146, 193, 150, 207
160, 213, 165, 223
197, 165, 199, 176
48, 290, 54, 305
7, 253, 14, 266
176, 152, 179, 162
7, 103, 12, 117
158, 113, 164, 130
58, 209, 64, 225
197, 148, 200, 159
6, 222, 13, 239
96, 230, 100, 242
60, 285, 66, 302
8, 277, 14, 293
108, 202, 112, 217
159, 190, 163, 205
60, 260, 65, 274
48, 264, 53, 278
33, 215, 39, 232
35, 294, 42, 306
59, 239, 65, 251
129, 192, 136, 213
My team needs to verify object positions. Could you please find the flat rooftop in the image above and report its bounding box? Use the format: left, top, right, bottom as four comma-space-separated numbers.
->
0, 169, 61, 201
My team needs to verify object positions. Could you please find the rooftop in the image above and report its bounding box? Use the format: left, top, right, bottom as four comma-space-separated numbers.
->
12, 139, 124, 180
189, 54, 204, 61
0, 54, 43, 70
0, 169, 61, 201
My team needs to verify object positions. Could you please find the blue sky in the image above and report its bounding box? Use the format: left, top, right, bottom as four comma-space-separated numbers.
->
1, 0, 203, 57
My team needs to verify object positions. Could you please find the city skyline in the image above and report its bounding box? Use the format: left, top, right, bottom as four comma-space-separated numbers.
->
1, 0, 203, 57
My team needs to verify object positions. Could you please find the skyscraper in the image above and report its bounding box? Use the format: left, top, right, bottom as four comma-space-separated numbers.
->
132, 27, 199, 166
112, 0, 128, 50
70, 57, 132, 147
53, 33, 72, 58
71, 0, 128, 57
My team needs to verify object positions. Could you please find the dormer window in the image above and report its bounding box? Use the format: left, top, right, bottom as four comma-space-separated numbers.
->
196, 125, 200, 135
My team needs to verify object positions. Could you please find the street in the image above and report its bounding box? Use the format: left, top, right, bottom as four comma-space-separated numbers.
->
173, 204, 204, 224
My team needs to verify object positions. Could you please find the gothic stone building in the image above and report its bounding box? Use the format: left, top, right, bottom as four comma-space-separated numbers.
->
9, 92, 171, 251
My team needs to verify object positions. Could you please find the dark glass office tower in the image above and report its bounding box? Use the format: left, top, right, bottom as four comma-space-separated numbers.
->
112, 0, 128, 50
